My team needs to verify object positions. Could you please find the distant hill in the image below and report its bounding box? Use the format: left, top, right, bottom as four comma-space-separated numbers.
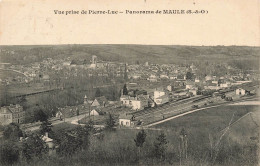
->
0, 45, 259, 66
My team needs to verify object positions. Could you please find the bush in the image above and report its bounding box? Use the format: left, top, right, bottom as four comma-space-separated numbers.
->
0, 141, 19, 165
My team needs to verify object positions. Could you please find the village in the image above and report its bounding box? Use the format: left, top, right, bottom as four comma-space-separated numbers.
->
1, 55, 259, 127
0, 49, 259, 166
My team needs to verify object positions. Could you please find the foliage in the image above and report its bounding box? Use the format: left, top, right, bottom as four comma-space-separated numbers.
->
56, 131, 81, 157
21, 133, 47, 162
34, 108, 48, 122
3, 123, 23, 142
154, 132, 168, 160
0, 141, 19, 165
134, 129, 147, 148
186, 71, 193, 80
56, 125, 90, 156
105, 113, 116, 130
95, 88, 102, 97
122, 84, 128, 95
39, 120, 54, 137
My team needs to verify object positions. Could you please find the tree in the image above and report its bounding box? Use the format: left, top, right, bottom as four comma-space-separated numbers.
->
34, 109, 48, 122
21, 134, 47, 161
154, 132, 168, 160
56, 131, 82, 156
122, 84, 128, 95
95, 88, 102, 97
106, 113, 116, 130
3, 123, 23, 142
179, 128, 188, 164
124, 64, 128, 81
186, 72, 193, 80
39, 120, 53, 136
0, 141, 19, 165
75, 125, 90, 150
134, 129, 147, 156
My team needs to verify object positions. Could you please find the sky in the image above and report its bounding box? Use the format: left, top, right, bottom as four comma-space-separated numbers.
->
0, 0, 259, 46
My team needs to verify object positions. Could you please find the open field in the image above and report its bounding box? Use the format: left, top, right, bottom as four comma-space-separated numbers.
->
154, 105, 258, 130
151, 104, 259, 165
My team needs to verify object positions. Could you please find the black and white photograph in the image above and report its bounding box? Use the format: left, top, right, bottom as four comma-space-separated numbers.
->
0, 0, 259, 166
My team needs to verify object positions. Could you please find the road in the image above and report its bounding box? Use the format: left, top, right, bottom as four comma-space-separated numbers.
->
24, 114, 88, 132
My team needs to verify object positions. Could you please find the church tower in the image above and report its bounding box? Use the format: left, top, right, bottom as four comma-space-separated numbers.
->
84, 95, 88, 105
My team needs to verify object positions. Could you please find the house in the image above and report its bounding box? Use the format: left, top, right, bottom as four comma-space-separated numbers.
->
55, 111, 63, 120
59, 96, 91, 118
195, 78, 200, 83
154, 88, 169, 105
119, 114, 136, 127
169, 74, 178, 80
189, 89, 198, 96
235, 87, 254, 96
120, 94, 149, 111
205, 75, 213, 81
0, 104, 25, 125
131, 99, 143, 110
204, 82, 220, 90
148, 74, 158, 82
185, 81, 195, 89
167, 85, 173, 92
220, 82, 231, 88
90, 108, 104, 116
236, 88, 246, 96
91, 96, 108, 108
160, 74, 169, 79
120, 95, 135, 107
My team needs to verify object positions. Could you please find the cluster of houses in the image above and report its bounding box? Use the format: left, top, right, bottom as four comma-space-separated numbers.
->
1, 54, 259, 87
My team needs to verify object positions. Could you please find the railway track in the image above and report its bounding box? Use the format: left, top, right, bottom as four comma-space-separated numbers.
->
130, 95, 212, 117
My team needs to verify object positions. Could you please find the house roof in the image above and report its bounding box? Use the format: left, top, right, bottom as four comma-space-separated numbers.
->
94, 96, 108, 105
119, 113, 133, 120
91, 107, 103, 114
155, 94, 169, 100
0, 107, 12, 114
42, 135, 53, 143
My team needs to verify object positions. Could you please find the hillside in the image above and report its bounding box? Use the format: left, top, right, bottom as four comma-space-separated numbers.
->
0, 45, 259, 67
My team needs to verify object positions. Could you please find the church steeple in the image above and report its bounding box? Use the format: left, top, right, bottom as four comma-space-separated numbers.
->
84, 95, 88, 104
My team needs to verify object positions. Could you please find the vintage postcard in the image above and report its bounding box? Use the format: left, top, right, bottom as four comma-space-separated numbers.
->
0, 0, 259, 165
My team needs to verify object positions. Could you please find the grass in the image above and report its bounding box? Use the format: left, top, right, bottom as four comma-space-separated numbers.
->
8, 104, 259, 166
52, 122, 78, 132
154, 105, 258, 131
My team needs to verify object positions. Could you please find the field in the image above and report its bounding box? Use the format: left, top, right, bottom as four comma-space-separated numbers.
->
152, 104, 259, 165
154, 105, 258, 131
